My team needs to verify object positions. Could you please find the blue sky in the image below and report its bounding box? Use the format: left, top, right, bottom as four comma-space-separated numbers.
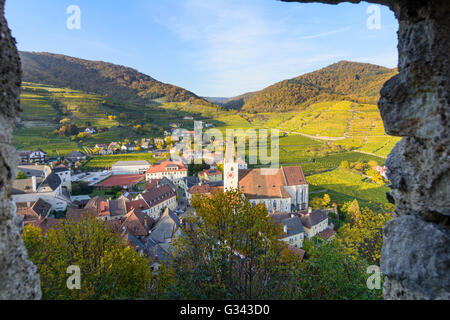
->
5, 0, 398, 97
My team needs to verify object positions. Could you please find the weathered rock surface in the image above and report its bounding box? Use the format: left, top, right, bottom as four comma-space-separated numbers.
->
381, 216, 450, 299
0, 0, 41, 300
286, 0, 450, 300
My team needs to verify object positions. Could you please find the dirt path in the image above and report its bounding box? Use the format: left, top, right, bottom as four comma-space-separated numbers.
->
281, 130, 347, 141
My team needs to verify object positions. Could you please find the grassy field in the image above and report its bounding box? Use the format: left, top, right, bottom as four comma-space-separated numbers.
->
306, 168, 390, 204
80, 152, 164, 170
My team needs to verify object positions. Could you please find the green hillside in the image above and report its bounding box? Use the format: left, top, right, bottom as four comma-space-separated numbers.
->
239, 61, 397, 112
20, 51, 215, 107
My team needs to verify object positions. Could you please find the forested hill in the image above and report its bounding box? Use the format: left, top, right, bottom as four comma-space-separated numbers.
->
20, 51, 215, 107
236, 61, 397, 112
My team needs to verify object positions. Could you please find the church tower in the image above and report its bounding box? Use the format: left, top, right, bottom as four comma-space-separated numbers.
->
224, 157, 239, 191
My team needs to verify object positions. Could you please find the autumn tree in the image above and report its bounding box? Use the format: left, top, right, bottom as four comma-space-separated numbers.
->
338, 206, 392, 264
155, 189, 293, 300
22, 217, 152, 300
298, 238, 382, 300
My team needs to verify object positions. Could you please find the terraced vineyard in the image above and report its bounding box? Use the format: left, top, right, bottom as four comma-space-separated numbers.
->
306, 168, 390, 204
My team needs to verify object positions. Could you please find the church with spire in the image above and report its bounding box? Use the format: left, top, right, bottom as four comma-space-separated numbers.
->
223, 155, 309, 213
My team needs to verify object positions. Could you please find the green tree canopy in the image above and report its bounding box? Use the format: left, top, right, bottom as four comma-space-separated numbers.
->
23, 217, 152, 300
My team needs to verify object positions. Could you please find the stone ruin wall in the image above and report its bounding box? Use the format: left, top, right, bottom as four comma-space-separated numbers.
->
0, 0, 448, 299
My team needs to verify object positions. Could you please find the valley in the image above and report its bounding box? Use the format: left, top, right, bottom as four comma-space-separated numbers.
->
14, 53, 400, 209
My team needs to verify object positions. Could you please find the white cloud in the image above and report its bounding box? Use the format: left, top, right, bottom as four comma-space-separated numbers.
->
158, 0, 347, 96
300, 26, 351, 39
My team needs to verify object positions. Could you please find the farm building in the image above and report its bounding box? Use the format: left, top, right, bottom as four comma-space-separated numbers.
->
112, 160, 151, 175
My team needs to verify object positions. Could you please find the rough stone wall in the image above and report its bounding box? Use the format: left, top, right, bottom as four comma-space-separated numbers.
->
0, 0, 448, 300
285, 0, 449, 300
0, 0, 41, 299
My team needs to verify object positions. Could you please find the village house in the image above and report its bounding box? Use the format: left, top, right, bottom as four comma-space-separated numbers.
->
18, 148, 47, 164
141, 139, 152, 150
186, 183, 223, 205
145, 208, 184, 270
84, 196, 128, 221
121, 144, 136, 152
18, 148, 48, 164
224, 157, 309, 213
65, 151, 87, 163
12, 172, 70, 212
16, 198, 52, 222
198, 168, 223, 182
108, 142, 120, 151
138, 184, 177, 219
280, 215, 305, 248
112, 160, 151, 175
95, 144, 108, 150
51, 165, 72, 192
299, 208, 330, 239
84, 127, 96, 134
17, 164, 52, 179
145, 161, 187, 182
70, 195, 91, 208
270, 212, 305, 248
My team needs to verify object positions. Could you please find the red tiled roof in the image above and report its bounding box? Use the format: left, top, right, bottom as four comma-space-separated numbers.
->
126, 199, 150, 212
25, 217, 62, 234
95, 174, 144, 188
284, 244, 306, 260
188, 184, 212, 194
145, 179, 160, 191
120, 209, 152, 237
238, 168, 291, 199
300, 210, 329, 228
282, 166, 307, 186
188, 184, 223, 195
66, 207, 97, 222
318, 228, 336, 240
146, 161, 187, 174
141, 184, 176, 208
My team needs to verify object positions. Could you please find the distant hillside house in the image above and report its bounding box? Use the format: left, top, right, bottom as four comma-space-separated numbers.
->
121, 144, 136, 152
224, 157, 308, 212
141, 140, 152, 149
84, 127, 96, 134
66, 151, 87, 163
112, 160, 151, 175
95, 144, 108, 150
19, 148, 48, 164
146, 161, 187, 182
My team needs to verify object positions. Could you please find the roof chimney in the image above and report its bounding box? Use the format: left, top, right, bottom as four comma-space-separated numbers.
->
32, 176, 37, 192
283, 225, 288, 234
